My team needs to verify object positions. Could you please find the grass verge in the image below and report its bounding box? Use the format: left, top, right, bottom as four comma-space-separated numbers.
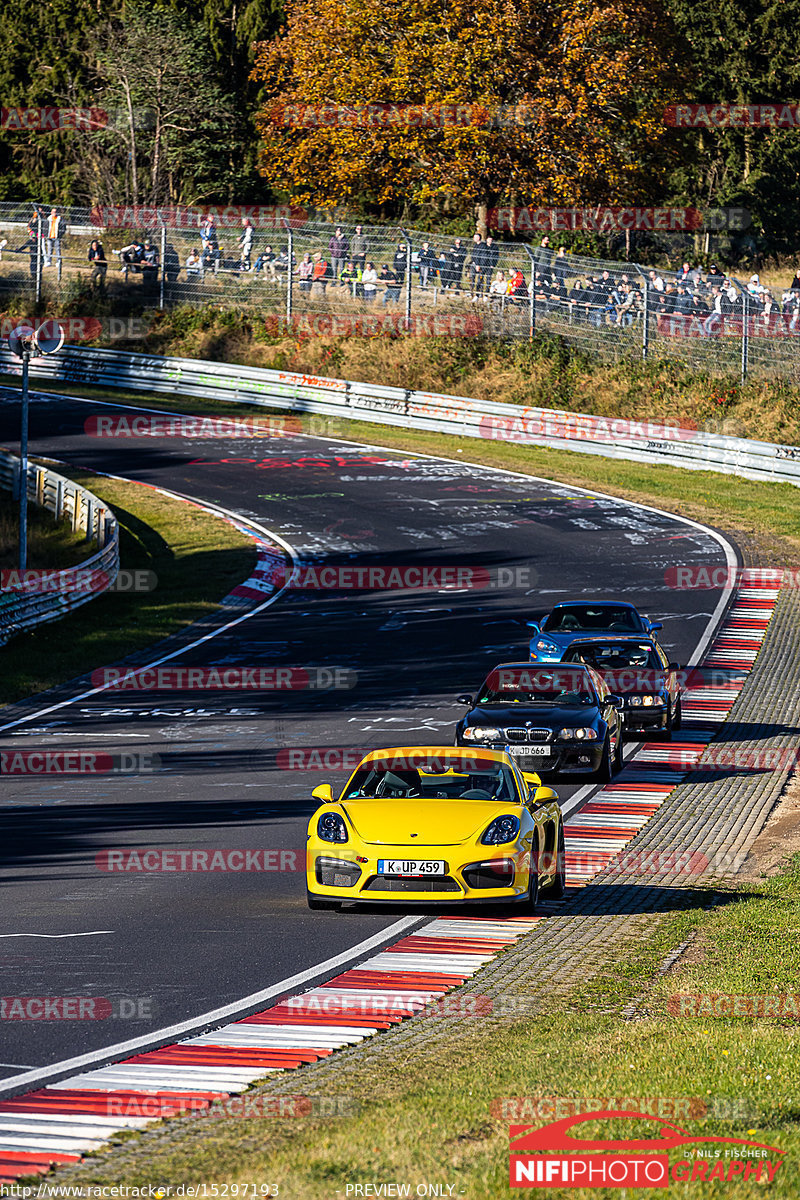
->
0, 490, 98, 568
52, 858, 800, 1198
0, 468, 256, 706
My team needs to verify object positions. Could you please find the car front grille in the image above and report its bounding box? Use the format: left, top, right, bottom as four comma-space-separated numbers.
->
504, 727, 552, 743
363, 875, 461, 893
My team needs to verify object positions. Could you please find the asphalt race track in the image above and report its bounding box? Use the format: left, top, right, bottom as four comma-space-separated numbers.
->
0, 387, 733, 1083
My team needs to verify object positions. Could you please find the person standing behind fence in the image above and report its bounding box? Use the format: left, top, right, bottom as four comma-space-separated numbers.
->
362, 261, 378, 301
297, 252, 313, 293
468, 233, 489, 300
418, 241, 436, 288
351, 225, 368, 273
329, 227, 349, 285
88, 239, 107, 293
44, 207, 66, 268
239, 218, 254, 271
393, 242, 407, 286
449, 237, 467, 293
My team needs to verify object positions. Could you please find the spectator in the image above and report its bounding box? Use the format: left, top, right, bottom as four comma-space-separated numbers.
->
706, 263, 724, 280
534, 234, 552, 273
449, 237, 467, 292
0, 237, 8, 261
362, 261, 378, 301
489, 269, 509, 311
339, 259, 362, 297
311, 251, 330, 294
469, 233, 489, 300
379, 263, 401, 305
200, 217, 217, 253
701, 284, 731, 336
351, 225, 368, 272
393, 242, 408, 286
185, 248, 203, 279
142, 240, 159, 267
648, 269, 665, 293
254, 245, 277, 277
274, 248, 291, 276
485, 235, 499, 276
552, 246, 568, 287
238, 218, 254, 271
202, 242, 217, 274
788, 268, 800, 292
438, 246, 453, 290
673, 284, 693, 315
329, 226, 349, 283
507, 267, 529, 304
43, 207, 66, 268
15, 230, 39, 278
117, 240, 145, 268
418, 241, 437, 288
747, 274, 762, 297
88, 239, 107, 293
297, 252, 313, 293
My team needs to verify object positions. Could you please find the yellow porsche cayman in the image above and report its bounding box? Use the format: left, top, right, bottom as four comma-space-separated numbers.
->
305, 746, 565, 911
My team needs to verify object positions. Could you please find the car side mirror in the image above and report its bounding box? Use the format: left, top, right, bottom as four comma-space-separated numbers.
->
606, 694, 624, 709
522, 771, 542, 788
311, 783, 334, 803
650, 622, 663, 632
525, 621, 540, 631
457, 694, 473, 705
532, 786, 559, 804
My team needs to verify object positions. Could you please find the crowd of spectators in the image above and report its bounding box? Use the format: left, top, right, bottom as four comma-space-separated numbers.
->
9, 208, 800, 335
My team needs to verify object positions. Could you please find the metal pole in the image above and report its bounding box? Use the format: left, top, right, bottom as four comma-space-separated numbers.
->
35, 215, 43, 304
633, 266, 649, 360
19, 349, 30, 570
282, 219, 293, 327
159, 226, 167, 309
642, 281, 649, 359
402, 227, 412, 331
522, 245, 536, 341
741, 291, 749, 384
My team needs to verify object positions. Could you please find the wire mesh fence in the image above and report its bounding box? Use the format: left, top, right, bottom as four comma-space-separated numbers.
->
1, 202, 799, 381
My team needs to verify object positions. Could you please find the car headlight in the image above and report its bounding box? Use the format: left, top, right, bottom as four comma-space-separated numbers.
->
481, 814, 521, 845
534, 639, 559, 654
557, 727, 598, 740
317, 812, 348, 843
462, 726, 502, 742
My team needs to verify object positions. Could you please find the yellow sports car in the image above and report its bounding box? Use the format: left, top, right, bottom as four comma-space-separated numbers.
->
305, 746, 565, 911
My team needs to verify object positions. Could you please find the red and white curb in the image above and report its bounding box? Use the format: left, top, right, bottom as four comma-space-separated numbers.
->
564, 574, 782, 884
0, 575, 782, 1183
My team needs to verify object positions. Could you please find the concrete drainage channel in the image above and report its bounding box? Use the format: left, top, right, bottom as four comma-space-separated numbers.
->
0, 573, 789, 1184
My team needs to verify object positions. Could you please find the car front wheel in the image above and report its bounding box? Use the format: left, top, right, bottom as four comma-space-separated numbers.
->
593, 737, 613, 784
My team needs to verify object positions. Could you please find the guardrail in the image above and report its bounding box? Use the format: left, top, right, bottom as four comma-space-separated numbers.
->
0, 449, 119, 646
1, 343, 799, 487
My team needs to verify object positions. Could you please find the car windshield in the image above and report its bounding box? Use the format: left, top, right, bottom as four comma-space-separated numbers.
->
344, 758, 517, 802
564, 643, 661, 670
541, 605, 642, 633
478, 667, 595, 706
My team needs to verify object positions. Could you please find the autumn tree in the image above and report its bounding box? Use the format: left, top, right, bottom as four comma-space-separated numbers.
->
252, 0, 685, 224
